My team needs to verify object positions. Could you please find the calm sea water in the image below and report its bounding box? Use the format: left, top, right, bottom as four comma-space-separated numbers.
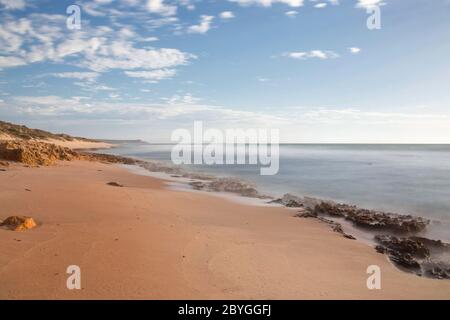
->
103, 143, 450, 241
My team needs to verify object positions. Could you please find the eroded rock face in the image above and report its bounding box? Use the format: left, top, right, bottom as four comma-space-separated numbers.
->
0, 140, 139, 167
0, 216, 37, 231
0, 141, 79, 166
374, 235, 450, 279
313, 202, 429, 233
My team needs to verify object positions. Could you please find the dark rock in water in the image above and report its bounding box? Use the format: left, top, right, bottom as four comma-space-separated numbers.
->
208, 178, 260, 198
322, 218, 356, 240
269, 198, 283, 205
297, 211, 356, 240
374, 235, 450, 279
410, 236, 449, 254
375, 235, 430, 258
422, 261, 450, 280
286, 200, 304, 208
188, 177, 266, 198
107, 182, 123, 187
272, 194, 322, 208
189, 181, 205, 190
296, 208, 317, 218
314, 202, 344, 217
313, 202, 429, 233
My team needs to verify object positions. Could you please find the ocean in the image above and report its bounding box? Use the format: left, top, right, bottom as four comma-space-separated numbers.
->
102, 142, 450, 242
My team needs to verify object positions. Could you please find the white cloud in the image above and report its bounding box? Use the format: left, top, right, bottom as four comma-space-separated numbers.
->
349, 47, 361, 54
283, 50, 339, 60
178, 0, 195, 10
285, 10, 298, 17
50, 72, 100, 81
0, 56, 26, 68
80, 43, 195, 72
287, 107, 450, 126
229, 0, 304, 7
0, 0, 26, 10
163, 93, 202, 105
314, 3, 327, 8
124, 69, 177, 81
8, 94, 288, 126
0, 11, 195, 90
220, 11, 235, 19
74, 83, 116, 92
0, 14, 195, 72
146, 0, 177, 16
8, 95, 450, 143
187, 15, 214, 34
356, 0, 385, 9
142, 36, 159, 42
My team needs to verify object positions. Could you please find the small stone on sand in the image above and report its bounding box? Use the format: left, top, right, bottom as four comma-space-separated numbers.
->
0, 216, 37, 231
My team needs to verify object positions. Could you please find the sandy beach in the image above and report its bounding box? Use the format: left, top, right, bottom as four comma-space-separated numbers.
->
0, 160, 449, 299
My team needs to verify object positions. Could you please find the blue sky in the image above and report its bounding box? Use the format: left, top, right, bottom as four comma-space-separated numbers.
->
0, 0, 450, 142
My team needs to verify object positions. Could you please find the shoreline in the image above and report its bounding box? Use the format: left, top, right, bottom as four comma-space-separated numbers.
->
122, 161, 450, 279
0, 160, 449, 299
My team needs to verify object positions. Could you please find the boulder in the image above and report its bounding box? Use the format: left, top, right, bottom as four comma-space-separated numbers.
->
0, 216, 37, 231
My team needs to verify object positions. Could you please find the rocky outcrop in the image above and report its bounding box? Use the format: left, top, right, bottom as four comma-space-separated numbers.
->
375, 235, 450, 279
276, 193, 429, 234
270, 193, 322, 208
0, 216, 37, 231
296, 208, 356, 240
375, 235, 428, 269
81, 152, 137, 165
313, 202, 429, 233
0, 140, 137, 167
0, 140, 79, 166
189, 177, 266, 198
